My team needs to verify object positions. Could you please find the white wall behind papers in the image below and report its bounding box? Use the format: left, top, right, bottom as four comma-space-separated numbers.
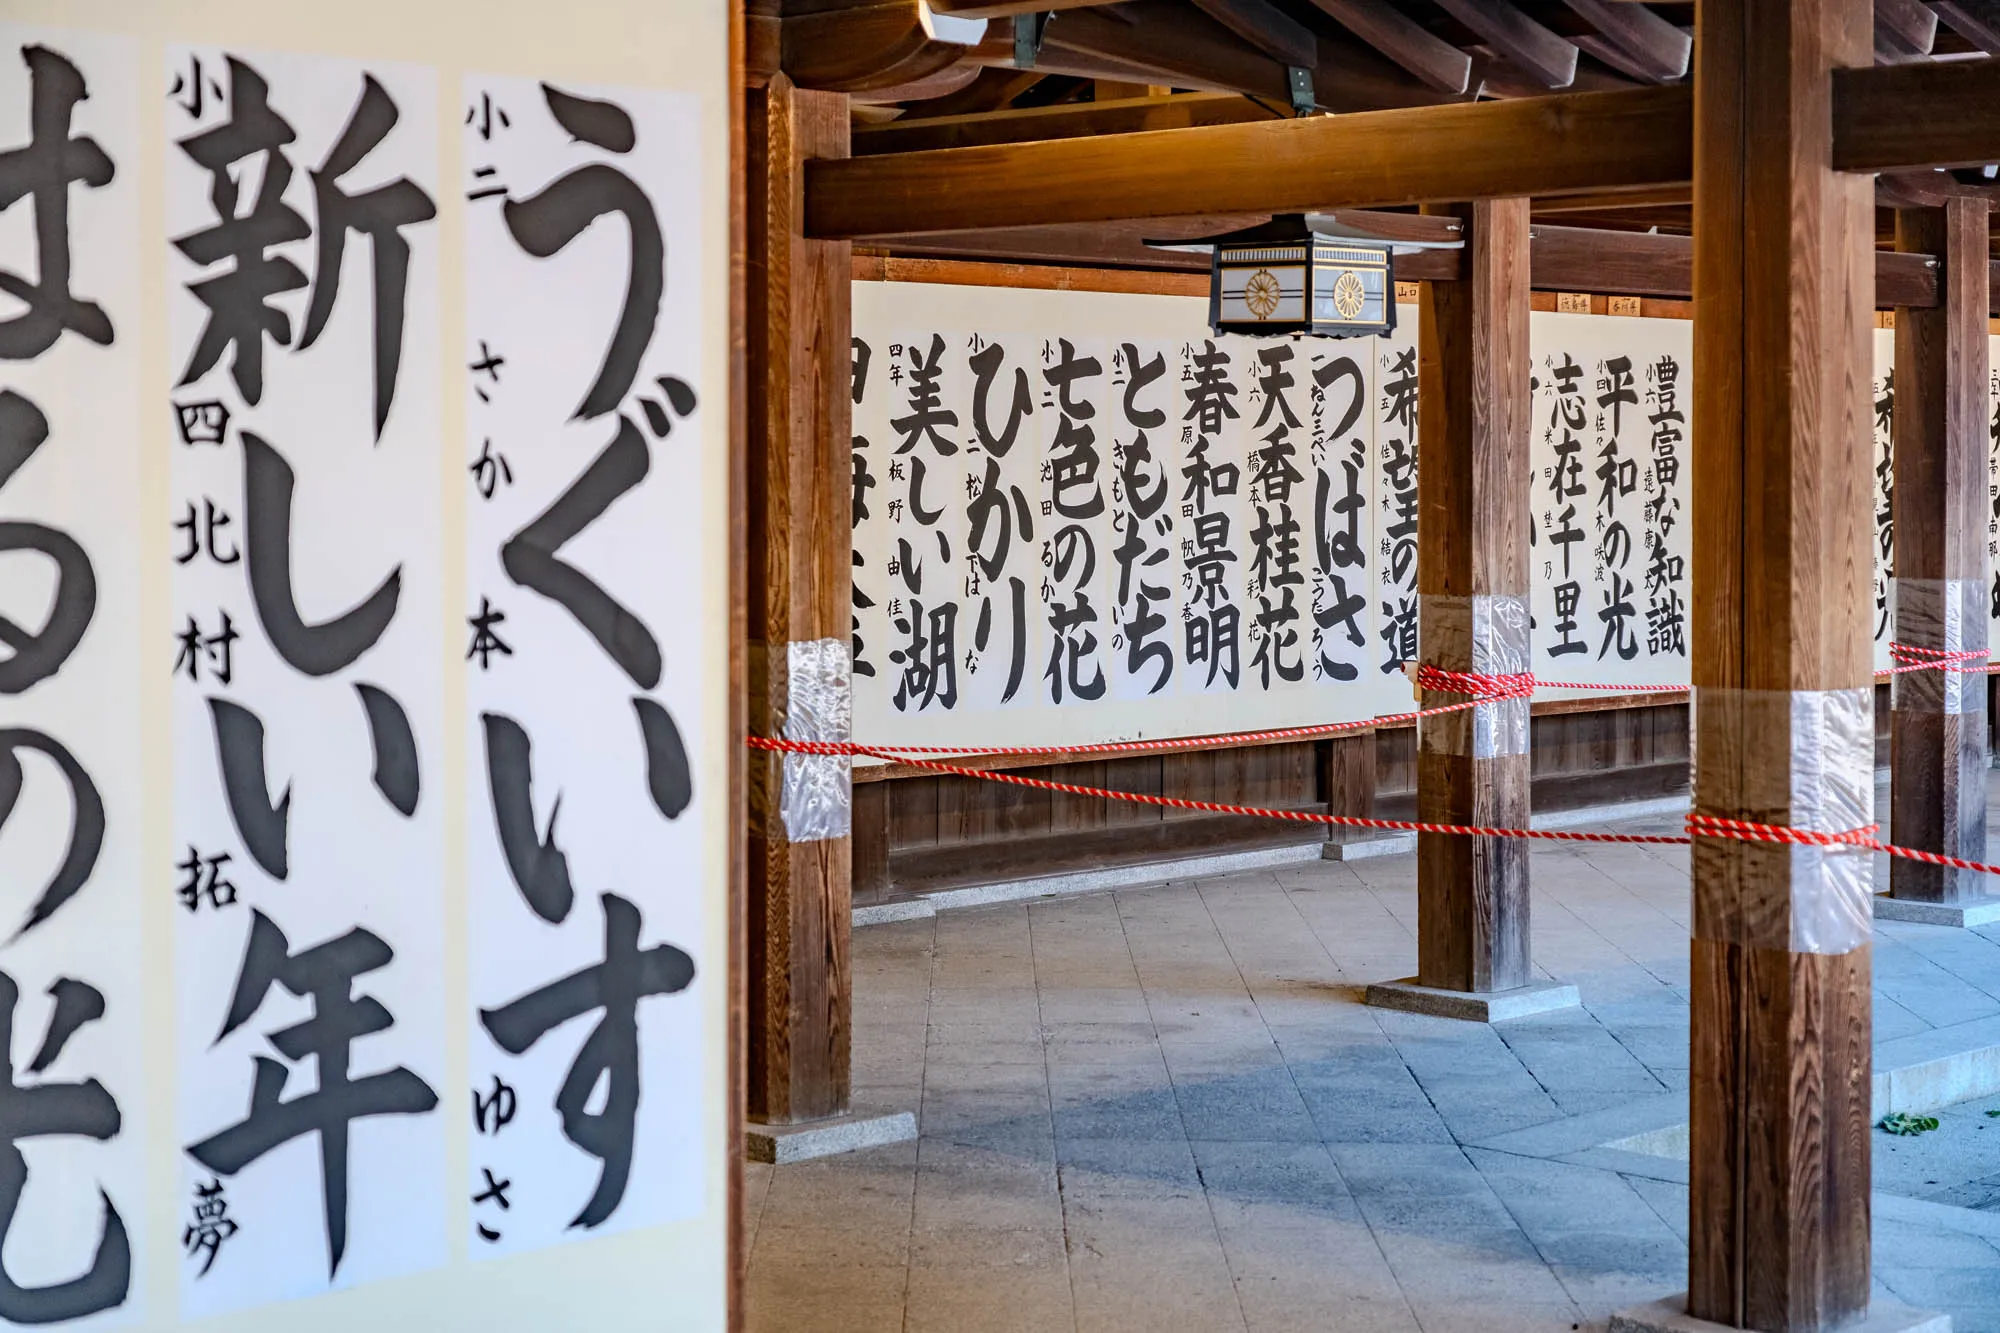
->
854, 281, 2000, 752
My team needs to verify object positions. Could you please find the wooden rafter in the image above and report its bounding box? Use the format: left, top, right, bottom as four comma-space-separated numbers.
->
1557, 0, 1691, 82
1933, 0, 2000, 51
852, 90, 1281, 153
1877, 0, 1942, 52
807, 85, 1694, 237
924, 0, 1114, 17
1430, 0, 1580, 88
849, 60, 985, 104
1297, 0, 1477, 93
782, 0, 982, 92
1190, 0, 1320, 68
1041, 1, 1477, 109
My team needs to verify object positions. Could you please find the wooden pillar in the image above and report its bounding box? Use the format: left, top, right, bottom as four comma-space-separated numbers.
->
1890, 199, 1992, 905
745, 75, 854, 1125
1688, 0, 1876, 1322
1321, 732, 1378, 847
1414, 197, 1533, 994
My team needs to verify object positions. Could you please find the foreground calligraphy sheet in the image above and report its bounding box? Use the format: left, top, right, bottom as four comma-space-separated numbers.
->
164, 45, 446, 1318
0, 24, 145, 1330
461, 71, 711, 1259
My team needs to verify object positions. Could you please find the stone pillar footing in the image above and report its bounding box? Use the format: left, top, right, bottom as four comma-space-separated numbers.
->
1363, 977, 1579, 1023
745, 1108, 916, 1164
1322, 834, 1417, 861
1608, 1294, 1949, 1333
1874, 892, 2000, 928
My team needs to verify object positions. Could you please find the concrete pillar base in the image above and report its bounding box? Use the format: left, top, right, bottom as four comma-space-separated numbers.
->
746, 1108, 916, 1164
1609, 1294, 1949, 1333
1363, 976, 1580, 1023
1873, 892, 2000, 928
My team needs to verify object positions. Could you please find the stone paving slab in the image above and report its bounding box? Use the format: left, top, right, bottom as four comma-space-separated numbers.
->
747, 798, 2000, 1332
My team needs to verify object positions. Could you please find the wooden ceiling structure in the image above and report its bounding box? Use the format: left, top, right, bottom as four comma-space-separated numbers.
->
750, 0, 2000, 285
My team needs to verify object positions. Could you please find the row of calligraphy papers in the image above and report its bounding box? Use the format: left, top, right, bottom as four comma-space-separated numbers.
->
850, 312, 1425, 750
1868, 327, 2000, 667
0, 26, 711, 1326
851, 286, 1711, 749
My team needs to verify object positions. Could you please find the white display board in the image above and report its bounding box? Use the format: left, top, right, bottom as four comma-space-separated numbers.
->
0, 5, 730, 1331
855, 283, 2000, 749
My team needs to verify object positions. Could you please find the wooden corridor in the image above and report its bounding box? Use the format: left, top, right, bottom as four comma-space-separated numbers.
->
733, 0, 2000, 1326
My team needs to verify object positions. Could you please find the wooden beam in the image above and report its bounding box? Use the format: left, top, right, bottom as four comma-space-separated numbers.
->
851, 91, 1280, 154
782, 0, 973, 92
745, 77, 855, 1126
1834, 57, 2000, 172
913, 66, 1048, 116
1558, 0, 1692, 80
806, 85, 1694, 237
1431, 0, 1581, 87
1415, 198, 1534, 994
1890, 198, 1992, 907
1298, 0, 1477, 93
1190, 0, 1321, 68
849, 59, 985, 104
1532, 183, 1691, 211
1688, 0, 1875, 1321
1933, 0, 2000, 51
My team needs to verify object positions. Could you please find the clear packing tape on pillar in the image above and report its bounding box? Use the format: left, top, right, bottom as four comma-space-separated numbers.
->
1689, 687, 1875, 956
1415, 593, 1532, 759
780, 638, 853, 843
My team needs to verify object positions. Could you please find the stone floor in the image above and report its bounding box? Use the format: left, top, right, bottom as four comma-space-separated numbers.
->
744, 799, 2000, 1333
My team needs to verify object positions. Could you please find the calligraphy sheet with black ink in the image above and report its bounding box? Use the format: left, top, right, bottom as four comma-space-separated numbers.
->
164, 44, 446, 1318
462, 71, 709, 1259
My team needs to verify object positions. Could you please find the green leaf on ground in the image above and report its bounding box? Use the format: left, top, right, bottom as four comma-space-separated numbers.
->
1879, 1112, 1941, 1136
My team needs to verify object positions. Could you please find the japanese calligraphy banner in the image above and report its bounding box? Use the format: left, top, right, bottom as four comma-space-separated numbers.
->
854, 281, 2000, 750
0, 3, 731, 1331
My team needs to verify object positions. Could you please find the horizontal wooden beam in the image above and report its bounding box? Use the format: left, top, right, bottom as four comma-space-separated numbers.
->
861, 217, 2000, 311
807, 84, 1693, 237
1833, 57, 2000, 171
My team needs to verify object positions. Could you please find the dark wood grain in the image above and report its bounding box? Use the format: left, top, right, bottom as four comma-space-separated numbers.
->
1833, 57, 2000, 173
1298, 0, 1477, 92
1890, 199, 1993, 904
852, 91, 1279, 155
745, 77, 855, 1125
1190, 0, 1320, 68
806, 85, 1694, 237
1557, 0, 1692, 81
1431, 0, 1580, 88
1689, 0, 1876, 1319
1415, 198, 1534, 995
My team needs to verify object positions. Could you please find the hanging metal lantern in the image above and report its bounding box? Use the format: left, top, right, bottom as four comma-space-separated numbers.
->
1146, 213, 1449, 340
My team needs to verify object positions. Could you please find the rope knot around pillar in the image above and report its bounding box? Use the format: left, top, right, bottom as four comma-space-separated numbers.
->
1413, 663, 1536, 701
1888, 642, 1990, 673
1684, 812, 1880, 849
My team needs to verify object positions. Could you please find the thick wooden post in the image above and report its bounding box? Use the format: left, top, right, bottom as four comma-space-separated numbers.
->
745, 75, 854, 1125
1688, 0, 1876, 1322
1890, 199, 1992, 906
1414, 198, 1534, 995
